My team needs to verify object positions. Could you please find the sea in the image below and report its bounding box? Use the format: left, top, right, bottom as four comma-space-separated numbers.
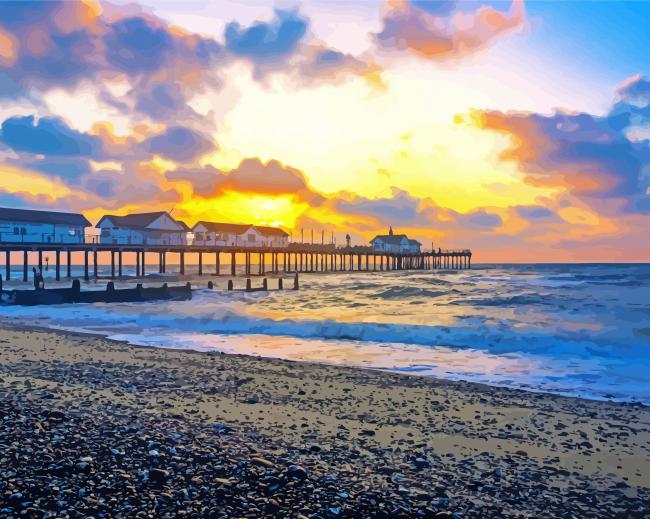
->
1, 263, 649, 405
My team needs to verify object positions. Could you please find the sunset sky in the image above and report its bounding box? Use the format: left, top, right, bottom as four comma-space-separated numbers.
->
0, 0, 649, 261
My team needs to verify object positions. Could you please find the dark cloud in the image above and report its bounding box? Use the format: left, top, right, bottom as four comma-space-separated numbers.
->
225, 9, 308, 65
467, 106, 650, 214
335, 189, 423, 224
0, 1, 221, 124
515, 205, 558, 221
0, 115, 101, 157
105, 16, 173, 74
461, 209, 502, 229
142, 126, 215, 163
374, 0, 525, 60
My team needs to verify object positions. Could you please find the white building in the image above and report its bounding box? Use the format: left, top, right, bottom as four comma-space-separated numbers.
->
0, 207, 90, 244
192, 221, 289, 247
96, 212, 188, 245
370, 227, 421, 254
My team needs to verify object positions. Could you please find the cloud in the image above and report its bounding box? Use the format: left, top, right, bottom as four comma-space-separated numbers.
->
464, 105, 650, 214
0, 1, 221, 124
515, 205, 559, 221
142, 126, 216, 164
167, 157, 322, 203
0, 115, 101, 157
617, 74, 650, 102
225, 9, 308, 66
374, 0, 526, 60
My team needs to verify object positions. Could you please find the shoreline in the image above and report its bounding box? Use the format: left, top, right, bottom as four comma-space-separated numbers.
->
1, 322, 649, 517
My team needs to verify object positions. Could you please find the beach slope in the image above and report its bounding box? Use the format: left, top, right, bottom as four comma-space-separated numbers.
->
0, 324, 648, 517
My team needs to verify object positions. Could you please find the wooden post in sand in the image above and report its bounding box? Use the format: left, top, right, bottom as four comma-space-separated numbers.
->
293, 272, 299, 290
262, 278, 268, 290
228, 279, 233, 290
246, 278, 252, 291
278, 278, 283, 290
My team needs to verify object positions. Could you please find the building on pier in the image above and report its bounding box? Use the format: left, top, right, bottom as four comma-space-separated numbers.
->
370, 227, 421, 254
96, 211, 188, 245
0, 207, 90, 244
192, 221, 289, 248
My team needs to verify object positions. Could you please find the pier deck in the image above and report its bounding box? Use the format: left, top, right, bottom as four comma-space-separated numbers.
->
0, 243, 472, 282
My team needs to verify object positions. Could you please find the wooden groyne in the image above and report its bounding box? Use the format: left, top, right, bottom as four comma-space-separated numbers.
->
0, 280, 192, 306
0, 243, 472, 282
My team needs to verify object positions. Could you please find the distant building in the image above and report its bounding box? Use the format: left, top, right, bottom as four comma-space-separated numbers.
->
96, 211, 188, 245
0, 207, 90, 244
370, 227, 421, 254
192, 221, 289, 248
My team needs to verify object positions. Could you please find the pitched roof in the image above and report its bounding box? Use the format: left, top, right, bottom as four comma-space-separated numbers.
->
176, 220, 191, 231
192, 221, 252, 234
408, 239, 422, 246
371, 234, 409, 245
96, 212, 180, 230
0, 207, 91, 227
253, 225, 289, 237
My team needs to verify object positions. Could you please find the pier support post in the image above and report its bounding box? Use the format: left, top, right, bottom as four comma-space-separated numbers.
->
38, 250, 43, 273
111, 251, 116, 278
23, 250, 28, 282
142, 251, 146, 277
93, 250, 98, 279
231, 252, 236, 276
136, 251, 140, 277
180, 251, 185, 275
216, 252, 220, 276
67, 250, 72, 278
198, 251, 203, 275
5, 250, 10, 281
55, 250, 60, 281
84, 251, 89, 280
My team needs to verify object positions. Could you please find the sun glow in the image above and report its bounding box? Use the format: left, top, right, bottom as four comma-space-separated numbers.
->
179, 191, 307, 229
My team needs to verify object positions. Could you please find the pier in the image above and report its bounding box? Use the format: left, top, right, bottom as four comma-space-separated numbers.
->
0, 243, 472, 282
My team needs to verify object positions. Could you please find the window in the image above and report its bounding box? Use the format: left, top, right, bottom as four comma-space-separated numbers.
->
68, 228, 77, 236
13, 227, 19, 235
101, 229, 110, 237
195, 232, 203, 241
247, 234, 256, 242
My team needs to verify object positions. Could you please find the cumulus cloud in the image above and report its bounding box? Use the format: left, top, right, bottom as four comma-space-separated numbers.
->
0, 0, 221, 124
167, 157, 323, 203
374, 0, 526, 60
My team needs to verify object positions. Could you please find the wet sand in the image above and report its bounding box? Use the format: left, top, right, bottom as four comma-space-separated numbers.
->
0, 323, 648, 517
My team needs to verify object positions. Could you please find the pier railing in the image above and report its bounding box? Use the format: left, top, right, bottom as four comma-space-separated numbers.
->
0, 241, 472, 283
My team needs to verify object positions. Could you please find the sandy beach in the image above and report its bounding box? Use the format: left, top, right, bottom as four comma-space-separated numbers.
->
1, 322, 649, 518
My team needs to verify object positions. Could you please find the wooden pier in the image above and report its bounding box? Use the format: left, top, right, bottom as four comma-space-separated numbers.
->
0, 243, 472, 282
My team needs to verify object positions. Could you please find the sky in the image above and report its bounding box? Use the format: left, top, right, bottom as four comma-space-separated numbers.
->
0, 0, 649, 261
